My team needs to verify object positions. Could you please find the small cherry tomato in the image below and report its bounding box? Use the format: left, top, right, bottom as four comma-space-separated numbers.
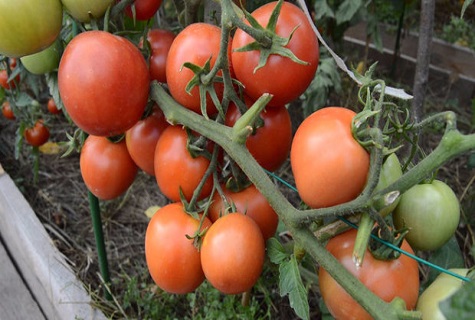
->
2, 101, 15, 120
47, 97, 61, 114
24, 120, 50, 147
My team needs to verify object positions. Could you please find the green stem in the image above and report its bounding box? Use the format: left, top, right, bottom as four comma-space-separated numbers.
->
32, 146, 39, 185
88, 191, 112, 300
352, 212, 373, 267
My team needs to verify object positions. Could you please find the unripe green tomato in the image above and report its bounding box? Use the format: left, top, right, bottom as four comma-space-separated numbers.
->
416, 269, 469, 320
0, 0, 63, 57
20, 39, 62, 75
393, 180, 460, 251
61, 0, 114, 22
374, 153, 403, 217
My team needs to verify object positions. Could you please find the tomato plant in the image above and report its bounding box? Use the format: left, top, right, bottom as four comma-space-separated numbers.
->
393, 179, 460, 251
200, 213, 265, 294
24, 120, 50, 147
416, 269, 469, 320
80, 135, 138, 200
209, 183, 279, 240
61, 0, 114, 22
231, 1, 319, 107
144, 29, 175, 83
1, 100, 14, 120
47, 97, 61, 115
290, 107, 370, 208
145, 202, 212, 294
125, 0, 163, 21
0, 0, 63, 57
166, 23, 223, 115
0, 68, 19, 90
225, 100, 292, 172
319, 229, 420, 320
20, 39, 62, 75
125, 105, 169, 176
58, 30, 149, 137
154, 125, 213, 202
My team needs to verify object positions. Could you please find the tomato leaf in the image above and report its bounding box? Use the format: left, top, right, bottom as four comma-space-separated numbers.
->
313, 0, 335, 20
440, 278, 475, 319
427, 235, 465, 286
267, 238, 288, 264
335, 0, 363, 25
279, 255, 310, 320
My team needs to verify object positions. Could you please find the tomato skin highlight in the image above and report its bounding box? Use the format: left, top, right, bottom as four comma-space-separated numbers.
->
145, 202, 212, 294
393, 180, 460, 251
58, 30, 150, 137
200, 213, 266, 294
166, 23, 223, 115
154, 125, 213, 202
80, 136, 138, 200
231, 1, 319, 107
125, 106, 169, 176
24, 120, 50, 147
209, 184, 279, 240
290, 107, 370, 208
319, 229, 420, 320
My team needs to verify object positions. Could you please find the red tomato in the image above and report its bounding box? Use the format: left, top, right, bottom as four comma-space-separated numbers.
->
2, 101, 15, 120
47, 97, 61, 114
80, 135, 138, 200
231, 1, 319, 107
125, 0, 163, 20
145, 202, 212, 294
209, 184, 278, 240
125, 105, 169, 176
225, 99, 292, 171
166, 23, 223, 115
319, 229, 420, 320
0, 69, 19, 90
24, 120, 50, 147
154, 125, 213, 202
290, 107, 370, 208
200, 213, 265, 294
145, 29, 175, 83
58, 30, 149, 137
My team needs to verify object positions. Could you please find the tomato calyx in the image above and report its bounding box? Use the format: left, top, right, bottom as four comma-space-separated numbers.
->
368, 224, 409, 261
233, 0, 309, 73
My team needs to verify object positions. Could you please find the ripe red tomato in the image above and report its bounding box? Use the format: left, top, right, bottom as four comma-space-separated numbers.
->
319, 229, 420, 320
145, 202, 212, 294
200, 213, 265, 294
80, 135, 138, 200
144, 29, 175, 83
125, 0, 163, 21
225, 99, 292, 171
166, 23, 223, 115
0, 69, 19, 90
290, 107, 370, 208
209, 184, 279, 240
1, 101, 15, 120
125, 105, 169, 176
58, 30, 149, 137
154, 125, 213, 202
24, 120, 50, 147
231, 1, 319, 107
47, 97, 61, 115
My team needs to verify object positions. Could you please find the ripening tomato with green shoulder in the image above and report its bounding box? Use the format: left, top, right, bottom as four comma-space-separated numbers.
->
393, 179, 460, 251
80, 135, 138, 200
20, 39, 62, 75
231, 1, 319, 107
2, 100, 15, 120
225, 99, 292, 172
318, 229, 420, 320
0, 0, 63, 57
58, 30, 149, 137
209, 183, 279, 240
166, 23, 224, 115
290, 107, 370, 208
61, 0, 114, 22
24, 120, 50, 147
125, 105, 169, 176
154, 125, 213, 202
125, 0, 163, 21
200, 213, 266, 294
144, 29, 175, 83
145, 202, 212, 294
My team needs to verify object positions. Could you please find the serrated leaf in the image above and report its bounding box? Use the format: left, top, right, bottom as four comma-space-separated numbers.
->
267, 238, 289, 264
335, 0, 362, 25
440, 278, 475, 319
145, 206, 161, 219
427, 236, 465, 285
279, 255, 310, 320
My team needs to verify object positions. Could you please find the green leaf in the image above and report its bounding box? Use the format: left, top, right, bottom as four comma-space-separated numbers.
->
279, 255, 309, 320
335, 0, 363, 25
14, 92, 33, 107
426, 235, 465, 286
313, 0, 335, 21
267, 238, 289, 264
461, 0, 474, 18
440, 278, 475, 319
